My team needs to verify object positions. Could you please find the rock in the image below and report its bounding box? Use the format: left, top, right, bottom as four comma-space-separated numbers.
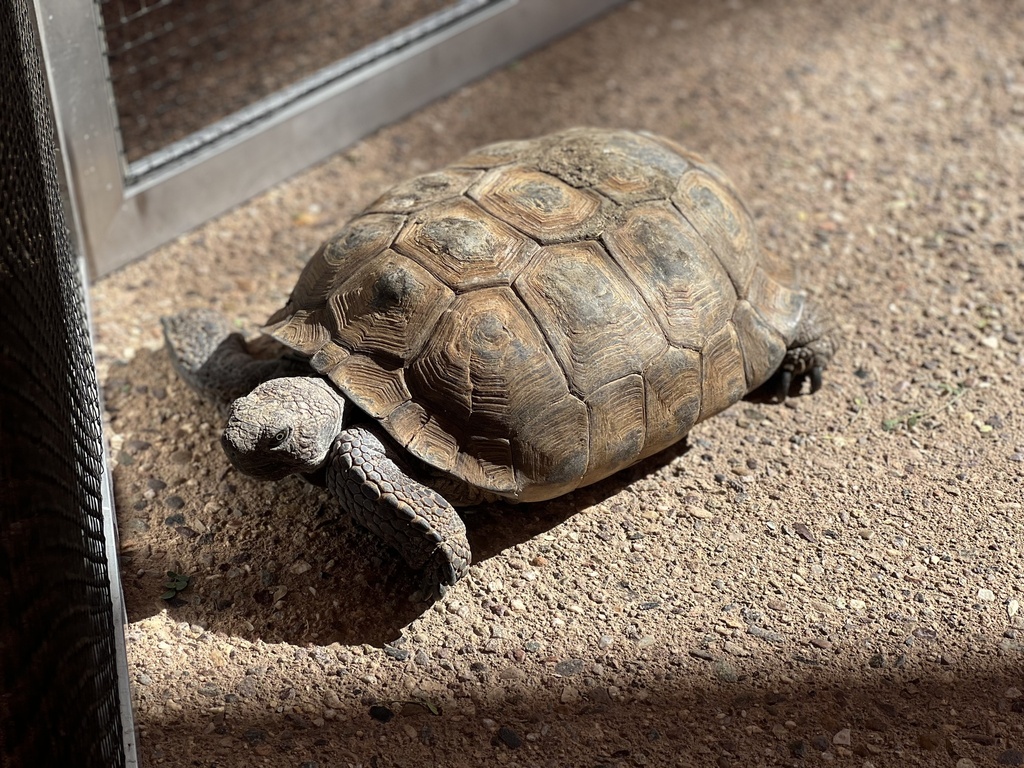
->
832, 728, 851, 746
723, 641, 750, 657
714, 661, 739, 683
917, 732, 942, 751
125, 439, 152, 454
810, 734, 830, 751
497, 726, 522, 749
169, 449, 192, 465
554, 659, 584, 677
793, 523, 817, 542
383, 645, 409, 662
747, 624, 785, 644
999, 749, 1024, 766
978, 588, 996, 602
560, 686, 581, 704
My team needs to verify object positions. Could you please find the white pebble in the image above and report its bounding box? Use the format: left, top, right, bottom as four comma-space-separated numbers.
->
832, 728, 852, 746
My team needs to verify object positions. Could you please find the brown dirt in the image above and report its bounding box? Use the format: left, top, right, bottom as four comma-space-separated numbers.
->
91, 0, 1024, 766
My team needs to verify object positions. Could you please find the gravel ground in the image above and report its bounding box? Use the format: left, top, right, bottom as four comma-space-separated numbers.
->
91, 0, 1024, 766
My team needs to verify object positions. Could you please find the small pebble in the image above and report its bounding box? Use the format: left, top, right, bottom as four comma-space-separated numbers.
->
555, 659, 584, 677
810, 734, 830, 751
793, 523, 816, 542
723, 641, 750, 657
169, 449, 192, 465
832, 728, 851, 746
714, 661, 738, 683
497, 726, 522, 749
999, 749, 1024, 766
747, 624, 785, 644
918, 732, 943, 751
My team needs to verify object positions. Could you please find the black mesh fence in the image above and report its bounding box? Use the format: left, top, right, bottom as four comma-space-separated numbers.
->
1, 1, 127, 766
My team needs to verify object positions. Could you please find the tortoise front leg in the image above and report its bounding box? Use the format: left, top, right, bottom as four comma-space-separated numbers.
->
162, 308, 305, 405
327, 425, 471, 596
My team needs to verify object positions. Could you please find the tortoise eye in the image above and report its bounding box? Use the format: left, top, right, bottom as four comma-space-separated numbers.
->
269, 427, 291, 447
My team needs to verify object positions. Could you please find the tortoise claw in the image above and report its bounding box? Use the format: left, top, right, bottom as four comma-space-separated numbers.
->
809, 366, 823, 394
774, 369, 793, 403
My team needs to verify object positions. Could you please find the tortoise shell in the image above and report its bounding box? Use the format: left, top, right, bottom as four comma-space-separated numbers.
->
266, 128, 805, 502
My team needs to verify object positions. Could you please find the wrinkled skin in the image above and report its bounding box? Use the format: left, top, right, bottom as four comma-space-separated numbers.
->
221, 377, 345, 481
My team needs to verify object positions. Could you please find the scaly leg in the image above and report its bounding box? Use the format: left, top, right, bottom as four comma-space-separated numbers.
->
772, 298, 839, 401
327, 424, 471, 596
162, 308, 305, 404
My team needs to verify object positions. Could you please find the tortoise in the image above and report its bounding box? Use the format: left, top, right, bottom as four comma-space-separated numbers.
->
163, 127, 837, 594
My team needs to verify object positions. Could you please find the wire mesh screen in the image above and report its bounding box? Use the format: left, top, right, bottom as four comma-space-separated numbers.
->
100, 0, 494, 164
0, 1, 126, 766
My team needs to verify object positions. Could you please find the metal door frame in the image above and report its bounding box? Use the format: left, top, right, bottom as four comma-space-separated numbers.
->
35, 0, 624, 278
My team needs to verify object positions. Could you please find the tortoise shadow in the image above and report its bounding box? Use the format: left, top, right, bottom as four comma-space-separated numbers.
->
463, 372, 818, 568
109, 347, 710, 648
110, 344, 818, 648
461, 438, 693, 566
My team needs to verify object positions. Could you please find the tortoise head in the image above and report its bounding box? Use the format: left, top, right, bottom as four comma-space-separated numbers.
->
222, 377, 346, 481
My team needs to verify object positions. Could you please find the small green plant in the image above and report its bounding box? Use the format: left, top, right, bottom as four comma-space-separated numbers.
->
161, 571, 190, 600
881, 382, 966, 432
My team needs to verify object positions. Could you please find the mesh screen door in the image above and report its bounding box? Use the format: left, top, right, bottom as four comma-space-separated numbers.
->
1, 0, 136, 765
37, 0, 624, 277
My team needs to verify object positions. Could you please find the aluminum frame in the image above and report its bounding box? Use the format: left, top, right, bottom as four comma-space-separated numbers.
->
36, 0, 624, 279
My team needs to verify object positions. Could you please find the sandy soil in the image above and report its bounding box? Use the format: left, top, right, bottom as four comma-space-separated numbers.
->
90, 0, 1024, 765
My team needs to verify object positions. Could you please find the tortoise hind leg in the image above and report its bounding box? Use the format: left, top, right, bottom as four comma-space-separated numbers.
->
772, 299, 839, 402
327, 424, 471, 597
162, 308, 306, 405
